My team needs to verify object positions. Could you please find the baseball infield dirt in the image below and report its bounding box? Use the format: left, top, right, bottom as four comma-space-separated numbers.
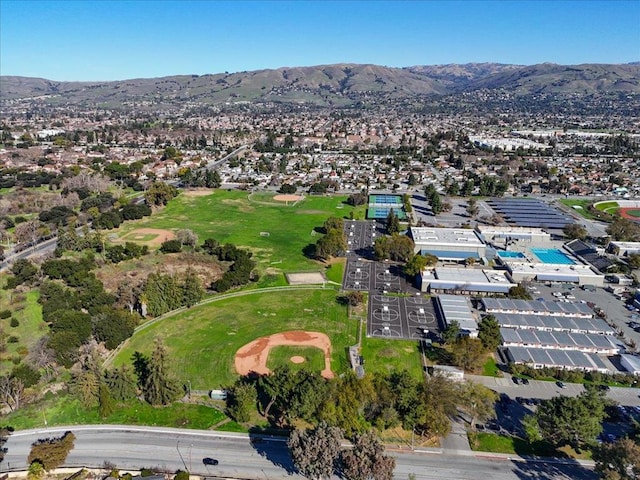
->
234, 330, 334, 378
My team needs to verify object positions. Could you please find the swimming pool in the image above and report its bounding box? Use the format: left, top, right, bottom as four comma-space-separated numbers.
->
530, 248, 575, 265
497, 251, 526, 259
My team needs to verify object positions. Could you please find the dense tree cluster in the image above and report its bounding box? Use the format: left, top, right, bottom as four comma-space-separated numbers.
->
28, 431, 75, 471
374, 235, 414, 262
315, 217, 346, 260
346, 192, 367, 207
141, 269, 204, 316
144, 181, 179, 206
178, 167, 221, 188
607, 217, 640, 242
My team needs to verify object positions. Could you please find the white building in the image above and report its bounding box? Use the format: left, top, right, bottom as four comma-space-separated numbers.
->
409, 227, 486, 261
620, 354, 640, 375
421, 268, 516, 295
504, 261, 605, 287
475, 225, 551, 246
608, 241, 640, 257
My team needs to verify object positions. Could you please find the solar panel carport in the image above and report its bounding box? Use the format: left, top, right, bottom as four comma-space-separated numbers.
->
488, 199, 574, 228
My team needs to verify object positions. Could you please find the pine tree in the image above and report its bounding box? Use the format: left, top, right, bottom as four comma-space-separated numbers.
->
98, 383, 116, 418
182, 268, 204, 307
105, 365, 137, 401
144, 339, 182, 405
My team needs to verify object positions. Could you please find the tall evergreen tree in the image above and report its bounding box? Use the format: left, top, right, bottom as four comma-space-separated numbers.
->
143, 339, 182, 405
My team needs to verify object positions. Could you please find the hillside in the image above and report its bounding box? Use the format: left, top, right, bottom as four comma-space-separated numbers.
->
1, 62, 639, 108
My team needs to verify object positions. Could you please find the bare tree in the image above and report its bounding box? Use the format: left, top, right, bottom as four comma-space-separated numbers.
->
26, 337, 58, 381
0, 375, 25, 411
61, 172, 112, 193
14, 219, 45, 248
288, 422, 343, 479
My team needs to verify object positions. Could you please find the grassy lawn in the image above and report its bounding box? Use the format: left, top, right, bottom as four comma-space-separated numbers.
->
470, 432, 557, 457
4, 393, 230, 431
559, 199, 597, 220
266, 346, 326, 373
0, 289, 46, 375
114, 190, 360, 274
594, 200, 619, 213
360, 336, 423, 379
482, 356, 502, 377
325, 258, 346, 284
112, 288, 357, 389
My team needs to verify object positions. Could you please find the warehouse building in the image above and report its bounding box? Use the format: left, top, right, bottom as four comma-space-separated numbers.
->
506, 346, 610, 373
504, 261, 605, 287
435, 294, 478, 337
500, 328, 620, 355
482, 298, 594, 318
475, 225, 551, 246
420, 267, 516, 295
409, 227, 486, 261
493, 312, 613, 335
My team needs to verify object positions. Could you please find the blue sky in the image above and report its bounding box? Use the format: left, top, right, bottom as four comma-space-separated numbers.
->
1, 1, 638, 81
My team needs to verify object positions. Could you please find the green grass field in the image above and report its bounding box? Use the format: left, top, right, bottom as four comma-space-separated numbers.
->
559, 199, 598, 220
594, 201, 619, 214
3, 393, 236, 431
266, 346, 326, 372
624, 209, 640, 218
115, 190, 365, 274
0, 289, 46, 375
359, 336, 424, 379
112, 288, 357, 389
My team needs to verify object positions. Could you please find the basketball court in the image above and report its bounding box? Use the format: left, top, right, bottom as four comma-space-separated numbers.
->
343, 258, 373, 291
373, 263, 402, 293
368, 294, 438, 339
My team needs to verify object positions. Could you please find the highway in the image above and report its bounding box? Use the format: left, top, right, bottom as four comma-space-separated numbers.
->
1, 426, 596, 479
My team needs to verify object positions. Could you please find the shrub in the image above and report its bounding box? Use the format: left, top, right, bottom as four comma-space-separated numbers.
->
8, 336, 19, 343
0, 310, 11, 319
160, 239, 182, 253
174, 471, 190, 480
10, 317, 19, 327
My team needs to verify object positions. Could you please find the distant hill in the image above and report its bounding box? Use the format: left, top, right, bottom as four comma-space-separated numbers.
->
1, 62, 639, 108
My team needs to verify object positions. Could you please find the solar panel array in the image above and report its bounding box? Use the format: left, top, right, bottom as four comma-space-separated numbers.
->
507, 346, 609, 372
483, 298, 593, 316
488, 199, 574, 229
494, 313, 613, 335
500, 327, 619, 354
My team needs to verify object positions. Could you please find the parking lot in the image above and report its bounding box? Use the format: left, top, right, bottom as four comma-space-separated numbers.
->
368, 294, 438, 339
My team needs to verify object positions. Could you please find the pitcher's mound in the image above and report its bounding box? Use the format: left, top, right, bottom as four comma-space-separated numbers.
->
290, 356, 305, 364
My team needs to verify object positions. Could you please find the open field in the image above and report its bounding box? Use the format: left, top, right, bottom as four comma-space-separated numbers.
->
2, 393, 237, 431
594, 200, 619, 214
266, 345, 327, 373
112, 288, 357, 389
359, 336, 424, 379
559, 199, 598, 220
0, 289, 45, 375
114, 190, 365, 274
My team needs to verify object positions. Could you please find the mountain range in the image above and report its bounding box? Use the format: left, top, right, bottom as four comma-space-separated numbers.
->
1, 62, 639, 108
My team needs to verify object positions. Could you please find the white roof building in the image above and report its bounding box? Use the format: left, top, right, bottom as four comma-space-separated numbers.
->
410, 227, 486, 260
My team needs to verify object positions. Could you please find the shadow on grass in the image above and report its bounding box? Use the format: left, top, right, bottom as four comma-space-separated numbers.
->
423, 344, 454, 364
248, 426, 296, 475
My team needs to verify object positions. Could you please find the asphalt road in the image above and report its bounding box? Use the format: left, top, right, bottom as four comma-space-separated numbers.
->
0, 426, 597, 480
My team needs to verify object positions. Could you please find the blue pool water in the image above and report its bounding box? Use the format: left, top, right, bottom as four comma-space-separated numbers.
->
498, 251, 526, 259
530, 248, 575, 265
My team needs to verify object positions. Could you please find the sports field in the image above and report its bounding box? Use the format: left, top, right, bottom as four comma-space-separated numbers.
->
111, 288, 357, 389
116, 190, 364, 273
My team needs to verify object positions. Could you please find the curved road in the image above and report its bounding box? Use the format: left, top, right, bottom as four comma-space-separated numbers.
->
1, 426, 596, 480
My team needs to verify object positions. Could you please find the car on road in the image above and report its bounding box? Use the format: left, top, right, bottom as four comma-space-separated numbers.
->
521, 378, 530, 385
203, 458, 219, 466
556, 381, 566, 388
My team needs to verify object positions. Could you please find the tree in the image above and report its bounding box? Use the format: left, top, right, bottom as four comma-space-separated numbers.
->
430, 194, 443, 215
144, 181, 178, 206
288, 422, 343, 479
466, 198, 479, 218
226, 381, 257, 423
143, 339, 182, 405
182, 268, 204, 307
374, 235, 414, 262
346, 193, 367, 207
627, 253, 640, 269
441, 320, 460, 344
534, 386, 607, 449
607, 217, 640, 242
0, 375, 25, 411
160, 239, 182, 253
386, 209, 400, 235
563, 223, 588, 240
593, 437, 640, 480
457, 382, 497, 430
341, 290, 364, 307
477, 315, 501, 351
104, 365, 137, 402
316, 229, 346, 260
403, 253, 436, 278
176, 229, 198, 247
98, 383, 116, 418
28, 431, 76, 470
450, 336, 486, 372
71, 370, 100, 407
341, 430, 395, 480
508, 284, 532, 300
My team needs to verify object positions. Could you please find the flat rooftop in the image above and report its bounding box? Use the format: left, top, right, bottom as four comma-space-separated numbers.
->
435, 267, 514, 285
475, 225, 550, 235
411, 227, 484, 247
504, 261, 602, 277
